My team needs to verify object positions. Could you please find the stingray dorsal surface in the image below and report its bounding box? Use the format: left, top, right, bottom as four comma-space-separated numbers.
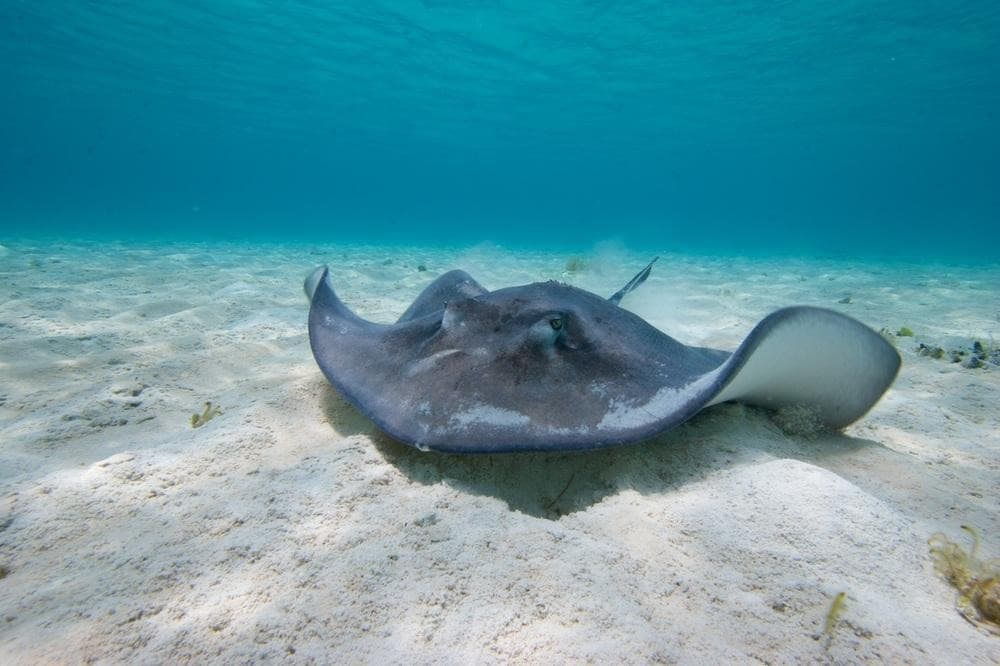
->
306, 264, 899, 452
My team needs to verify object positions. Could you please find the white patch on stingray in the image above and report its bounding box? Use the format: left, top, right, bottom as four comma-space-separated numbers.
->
597, 389, 679, 431
596, 369, 723, 431
544, 424, 591, 437
406, 349, 462, 377
588, 381, 610, 398
446, 405, 530, 432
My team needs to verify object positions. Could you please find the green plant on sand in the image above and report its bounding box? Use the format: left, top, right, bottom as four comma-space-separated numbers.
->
823, 591, 848, 650
191, 401, 222, 428
896, 326, 914, 337
878, 327, 898, 348
928, 525, 1000, 634
564, 256, 586, 274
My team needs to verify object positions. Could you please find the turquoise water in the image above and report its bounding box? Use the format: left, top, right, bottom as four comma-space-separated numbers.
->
2, 2, 998, 259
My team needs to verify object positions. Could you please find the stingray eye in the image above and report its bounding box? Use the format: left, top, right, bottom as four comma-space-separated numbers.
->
527, 314, 569, 348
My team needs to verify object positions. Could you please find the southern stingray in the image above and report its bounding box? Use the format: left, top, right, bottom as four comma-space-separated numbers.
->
305, 259, 900, 453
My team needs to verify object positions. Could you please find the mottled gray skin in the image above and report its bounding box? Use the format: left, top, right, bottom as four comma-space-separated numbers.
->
307, 265, 900, 453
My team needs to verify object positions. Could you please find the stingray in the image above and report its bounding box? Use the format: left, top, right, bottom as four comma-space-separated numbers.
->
305, 259, 900, 453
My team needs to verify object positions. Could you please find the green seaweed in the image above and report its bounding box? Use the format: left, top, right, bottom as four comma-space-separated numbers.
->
896, 326, 914, 337
928, 525, 1000, 634
564, 256, 586, 274
917, 343, 946, 360
822, 591, 847, 649
191, 401, 222, 428
878, 327, 898, 348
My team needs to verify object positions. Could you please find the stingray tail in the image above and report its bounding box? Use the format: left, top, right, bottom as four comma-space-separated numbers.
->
609, 257, 659, 305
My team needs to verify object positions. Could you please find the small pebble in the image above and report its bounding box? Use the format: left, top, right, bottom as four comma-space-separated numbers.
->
413, 512, 438, 527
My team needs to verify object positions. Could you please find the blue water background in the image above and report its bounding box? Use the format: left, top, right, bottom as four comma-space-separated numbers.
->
1, 2, 998, 260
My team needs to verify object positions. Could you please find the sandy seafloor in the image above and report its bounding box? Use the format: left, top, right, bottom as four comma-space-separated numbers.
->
0, 239, 998, 664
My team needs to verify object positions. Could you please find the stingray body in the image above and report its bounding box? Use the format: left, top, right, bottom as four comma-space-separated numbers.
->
306, 261, 900, 453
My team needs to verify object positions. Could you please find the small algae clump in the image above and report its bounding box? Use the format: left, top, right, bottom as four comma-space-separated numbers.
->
917, 343, 946, 360
564, 256, 586, 274
772, 404, 826, 438
896, 326, 914, 337
191, 401, 222, 428
917, 338, 1000, 369
878, 327, 898, 348
965, 339, 1000, 369
928, 525, 1000, 634
823, 591, 848, 649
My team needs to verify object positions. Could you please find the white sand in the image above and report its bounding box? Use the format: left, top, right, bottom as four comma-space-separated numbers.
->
0, 240, 997, 663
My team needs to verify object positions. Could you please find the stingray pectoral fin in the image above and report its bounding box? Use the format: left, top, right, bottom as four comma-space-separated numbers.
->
707, 306, 900, 428
308, 265, 449, 441
397, 269, 488, 323
304, 265, 327, 302
306, 265, 377, 330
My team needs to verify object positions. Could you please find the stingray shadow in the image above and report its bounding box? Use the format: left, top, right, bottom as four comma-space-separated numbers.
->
319, 385, 886, 519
